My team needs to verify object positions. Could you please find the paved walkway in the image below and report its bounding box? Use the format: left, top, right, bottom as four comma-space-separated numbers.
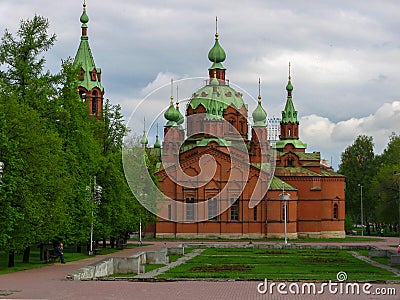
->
0, 237, 399, 299
350, 251, 400, 276
134, 249, 205, 279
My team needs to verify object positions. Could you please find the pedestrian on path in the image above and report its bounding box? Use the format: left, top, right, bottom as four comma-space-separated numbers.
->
54, 242, 66, 264
397, 244, 400, 253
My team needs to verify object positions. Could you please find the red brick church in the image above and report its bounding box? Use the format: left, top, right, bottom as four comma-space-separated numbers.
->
71, 2, 345, 239
143, 24, 346, 239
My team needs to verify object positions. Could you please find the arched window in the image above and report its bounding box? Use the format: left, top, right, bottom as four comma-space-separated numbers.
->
230, 199, 239, 221
333, 204, 338, 219
287, 156, 294, 167
208, 198, 217, 221
92, 91, 98, 115
186, 197, 195, 221
228, 119, 235, 132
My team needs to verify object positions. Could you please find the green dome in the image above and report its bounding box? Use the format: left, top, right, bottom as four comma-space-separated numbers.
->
154, 136, 161, 148
208, 39, 226, 64
80, 10, 89, 24
252, 101, 267, 126
210, 76, 219, 86
164, 101, 180, 125
188, 83, 246, 119
140, 133, 148, 146
286, 79, 293, 92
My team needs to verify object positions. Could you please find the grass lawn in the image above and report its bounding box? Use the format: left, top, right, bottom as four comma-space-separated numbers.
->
0, 243, 152, 275
158, 248, 399, 281
0, 246, 90, 274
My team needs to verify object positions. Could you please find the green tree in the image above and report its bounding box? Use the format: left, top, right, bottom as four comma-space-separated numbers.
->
371, 134, 400, 224
0, 15, 57, 114
338, 135, 377, 225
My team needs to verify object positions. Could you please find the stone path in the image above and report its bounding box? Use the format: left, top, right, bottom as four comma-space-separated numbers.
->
0, 238, 399, 299
350, 251, 400, 276
134, 248, 205, 279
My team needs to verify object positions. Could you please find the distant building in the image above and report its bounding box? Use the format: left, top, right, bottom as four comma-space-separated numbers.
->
144, 23, 346, 239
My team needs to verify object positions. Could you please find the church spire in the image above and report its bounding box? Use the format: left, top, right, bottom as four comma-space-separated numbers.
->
164, 79, 180, 126
141, 117, 148, 147
208, 17, 226, 81
154, 123, 161, 148
80, 0, 89, 36
281, 62, 298, 124
278, 62, 305, 145
74, 1, 105, 118
252, 78, 267, 126
175, 85, 184, 125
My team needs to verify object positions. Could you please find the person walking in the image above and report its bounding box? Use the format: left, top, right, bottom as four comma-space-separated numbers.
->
54, 242, 66, 264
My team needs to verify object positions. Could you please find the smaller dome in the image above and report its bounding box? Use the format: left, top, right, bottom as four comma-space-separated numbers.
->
164, 101, 180, 124
140, 133, 148, 146
80, 10, 89, 24
252, 101, 267, 126
211, 76, 219, 86
154, 136, 161, 148
286, 79, 293, 92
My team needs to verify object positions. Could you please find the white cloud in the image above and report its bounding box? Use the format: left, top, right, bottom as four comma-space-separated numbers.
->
2, 0, 400, 168
300, 101, 400, 168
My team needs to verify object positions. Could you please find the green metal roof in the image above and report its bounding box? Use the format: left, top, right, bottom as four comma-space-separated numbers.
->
188, 83, 246, 118
269, 176, 297, 191
252, 101, 267, 126
73, 6, 104, 93
196, 138, 231, 147
164, 102, 180, 125
274, 139, 307, 149
278, 151, 320, 161
275, 166, 321, 176
320, 168, 346, 177
208, 36, 226, 64
281, 78, 298, 123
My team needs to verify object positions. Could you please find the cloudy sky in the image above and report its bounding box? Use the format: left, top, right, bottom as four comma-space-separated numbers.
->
1, 0, 399, 169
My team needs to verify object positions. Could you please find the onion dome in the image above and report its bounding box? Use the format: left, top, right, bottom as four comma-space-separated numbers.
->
141, 118, 148, 147
164, 100, 180, 125
282, 62, 298, 124
164, 79, 180, 125
210, 69, 219, 86
252, 79, 267, 126
154, 135, 161, 148
80, 2, 89, 24
208, 38, 226, 64
208, 17, 226, 71
140, 134, 148, 146
286, 78, 293, 92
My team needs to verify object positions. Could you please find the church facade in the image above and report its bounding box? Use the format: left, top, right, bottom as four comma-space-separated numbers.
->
145, 25, 346, 239
73, 3, 345, 239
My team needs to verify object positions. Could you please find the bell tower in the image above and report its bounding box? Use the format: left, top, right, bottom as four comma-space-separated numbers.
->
74, 1, 104, 119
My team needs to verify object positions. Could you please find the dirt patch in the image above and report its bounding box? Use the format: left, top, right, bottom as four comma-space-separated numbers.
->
190, 264, 252, 272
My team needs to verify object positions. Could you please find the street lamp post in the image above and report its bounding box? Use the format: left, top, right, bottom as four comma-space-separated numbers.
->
281, 182, 290, 244
358, 184, 364, 237
0, 161, 4, 187
394, 171, 400, 239
87, 176, 102, 255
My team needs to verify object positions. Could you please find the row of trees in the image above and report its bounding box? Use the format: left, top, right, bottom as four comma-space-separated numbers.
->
339, 134, 400, 230
0, 16, 154, 267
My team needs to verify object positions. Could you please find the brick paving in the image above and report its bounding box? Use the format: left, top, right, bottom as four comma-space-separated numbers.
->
0, 237, 399, 299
